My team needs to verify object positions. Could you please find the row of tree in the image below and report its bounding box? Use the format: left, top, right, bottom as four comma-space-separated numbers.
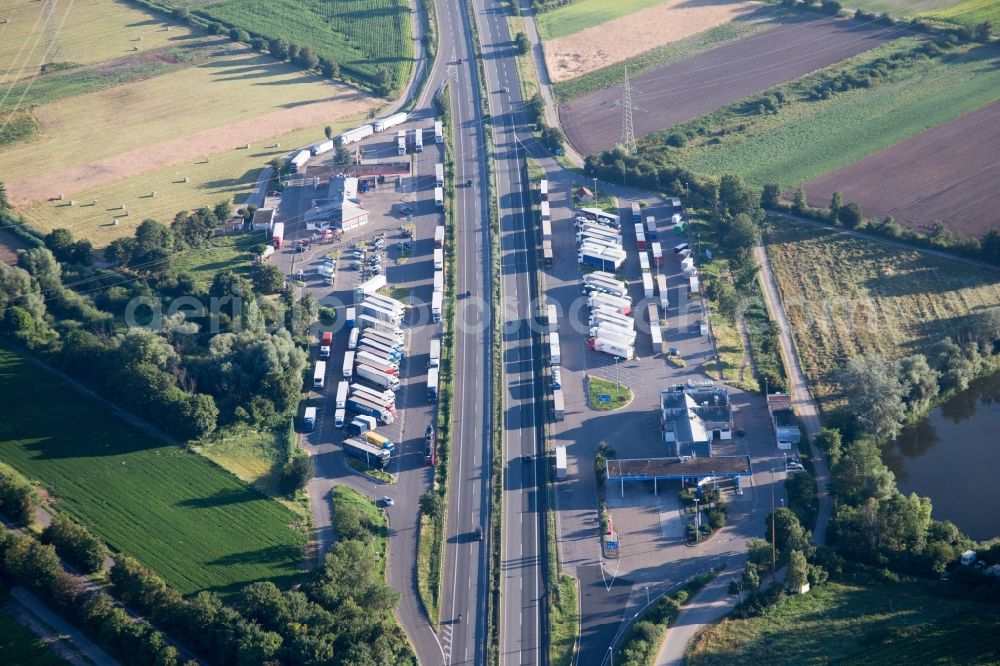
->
0, 525, 184, 665
167, 6, 393, 96
110, 539, 412, 664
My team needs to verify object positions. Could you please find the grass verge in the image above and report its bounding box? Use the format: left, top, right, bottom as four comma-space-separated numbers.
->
586, 375, 633, 411
331, 485, 388, 577
687, 579, 1000, 665
0, 347, 305, 597
414, 83, 459, 629
344, 457, 395, 484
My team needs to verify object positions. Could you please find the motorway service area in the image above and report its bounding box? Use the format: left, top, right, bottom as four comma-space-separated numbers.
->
533, 176, 793, 656
262, 111, 447, 557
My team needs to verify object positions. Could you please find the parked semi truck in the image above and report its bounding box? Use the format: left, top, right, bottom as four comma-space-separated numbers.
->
311, 140, 334, 156
433, 270, 444, 294
355, 275, 387, 303
351, 384, 395, 408
357, 314, 404, 341
435, 163, 444, 187
343, 437, 391, 468
303, 407, 317, 432
361, 431, 396, 453
289, 150, 310, 172
335, 381, 349, 409
396, 130, 407, 156
339, 124, 375, 145
549, 332, 561, 366
272, 222, 285, 249
360, 302, 403, 325
373, 112, 407, 133
435, 225, 445, 248
539, 179, 548, 201
643, 272, 654, 299
346, 395, 395, 424
431, 291, 442, 323
434, 120, 443, 144
427, 367, 439, 402
342, 351, 355, 379
579, 245, 625, 272
355, 363, 401, 390
414, 128, 424, 152
429, 339, 441, 367
588, 335, 634, 360
434, 186, 444, 210
646, 215, 657, 240
361, 329, 404, 351
588, 292, 631, 315
651, 242, 663, 266
434, 248, 444, 270
631, 201, 642, 223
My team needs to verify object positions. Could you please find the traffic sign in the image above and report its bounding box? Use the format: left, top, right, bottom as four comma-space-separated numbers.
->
598, 394, 611, 403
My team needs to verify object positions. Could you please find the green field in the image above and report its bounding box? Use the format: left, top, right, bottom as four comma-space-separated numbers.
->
850, 0, 959, 15
665, 40, 1000, 187
552, 14, 776, 103
191, 0, 413, 90
0, 609, 65, 666
926, 0, 1000, 27
21, 115, 364, 248
766, 220, 1000, 406
0, 348, 305, 597
536, 0, 664, 40
169, 232, 263, 285
0, 0, 196, 74
687, 581, 1000, 665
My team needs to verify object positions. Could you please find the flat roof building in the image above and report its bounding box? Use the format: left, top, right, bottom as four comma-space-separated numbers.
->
660, 383, 733, 457
306, 175, 369, 231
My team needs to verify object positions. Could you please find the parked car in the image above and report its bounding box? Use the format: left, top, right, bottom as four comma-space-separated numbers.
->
380, 496, 394, 507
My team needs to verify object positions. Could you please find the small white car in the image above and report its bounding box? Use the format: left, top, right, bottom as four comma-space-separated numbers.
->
380, 496, 394, 507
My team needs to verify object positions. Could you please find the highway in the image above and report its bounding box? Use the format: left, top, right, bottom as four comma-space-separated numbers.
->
469, 1, 547, 663
431, 0, 493, 663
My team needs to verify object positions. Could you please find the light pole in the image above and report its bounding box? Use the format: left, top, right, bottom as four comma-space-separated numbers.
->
609, 647, 613, 666
693, 497, 701, 542
645, 585, 649, 607
593, 176, 598, 199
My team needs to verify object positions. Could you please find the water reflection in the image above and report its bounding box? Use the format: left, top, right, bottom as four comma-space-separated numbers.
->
883, 373, 1000, 541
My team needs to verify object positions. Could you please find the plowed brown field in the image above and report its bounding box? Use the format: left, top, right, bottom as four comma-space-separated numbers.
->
559, 16, 897, 156
801, 100, 1000, 238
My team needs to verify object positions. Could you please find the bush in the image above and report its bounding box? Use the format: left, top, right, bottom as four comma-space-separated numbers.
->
280, 455, 313, 495
41, 515, 108, 574
0, 470, 37, 525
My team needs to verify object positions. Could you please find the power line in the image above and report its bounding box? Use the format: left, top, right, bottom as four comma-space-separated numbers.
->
41, 0, 65, 65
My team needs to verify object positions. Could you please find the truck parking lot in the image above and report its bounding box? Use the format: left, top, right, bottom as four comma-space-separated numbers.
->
265, 112, 447, 559
536, 178, 790, 654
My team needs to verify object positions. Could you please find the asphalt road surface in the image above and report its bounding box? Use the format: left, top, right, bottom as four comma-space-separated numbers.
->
471, 1, 549, 663
431, 0, 493, 663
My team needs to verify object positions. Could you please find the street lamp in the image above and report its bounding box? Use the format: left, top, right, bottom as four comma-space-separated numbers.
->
693, 497, 701, 542
645, 585, 649, 607
609, 646, 613, 666
593, 176, 598, 199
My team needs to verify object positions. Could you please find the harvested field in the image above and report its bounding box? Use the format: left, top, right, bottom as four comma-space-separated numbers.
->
802, 100, 1000, 238
2, 46, 375, 207
544, 0, 759, 83
765, 219, 1000, 408
0, 0, 194, 76
559, 16, 896, 156
21, 116, 364, 247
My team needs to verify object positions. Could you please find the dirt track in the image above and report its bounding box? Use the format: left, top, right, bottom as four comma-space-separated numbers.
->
802, 99, 1000, 238
559, 16, 897, 156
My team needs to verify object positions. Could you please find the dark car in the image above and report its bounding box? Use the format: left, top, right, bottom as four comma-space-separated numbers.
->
474, 527, 483, 541
425, 424, 435, 445
522, 455, 532, 464
466, 179, 472, 187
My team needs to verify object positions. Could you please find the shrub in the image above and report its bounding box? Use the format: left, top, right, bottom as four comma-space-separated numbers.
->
41, 515, 108, 574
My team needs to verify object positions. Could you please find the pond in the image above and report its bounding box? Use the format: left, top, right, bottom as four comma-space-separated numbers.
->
883, 372, 1000, 542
